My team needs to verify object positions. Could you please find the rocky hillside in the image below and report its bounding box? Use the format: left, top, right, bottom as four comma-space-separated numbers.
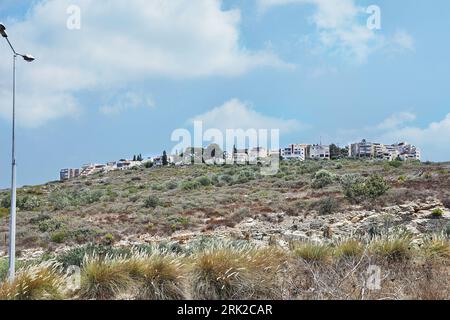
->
1, 159, 449, 258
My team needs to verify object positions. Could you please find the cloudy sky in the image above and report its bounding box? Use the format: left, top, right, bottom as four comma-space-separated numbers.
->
0, 0, 449, 187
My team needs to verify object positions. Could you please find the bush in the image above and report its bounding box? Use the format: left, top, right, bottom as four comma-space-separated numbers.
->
431, 208, 444, 219
312, 170, 335, 189
144, 195, 161, 209
39, 218, 63, 233
56, 245, 132, 268
18, 195, 42, 211
341, 174, 389, 204
315, 197, 340, 215
51, 231, 67, 244
102, 233, 115, 246
220, 174, 233, 184
196, 176, 211, 187
165, 181, 178, 190
48, 192, 71, 210
180, 180, 201, 191
0, 194, 11, 209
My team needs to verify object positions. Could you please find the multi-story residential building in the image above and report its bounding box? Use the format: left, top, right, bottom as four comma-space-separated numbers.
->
282, 144, 310, 161
60, 168, 80, 181
349, 140, 421, 161
349, 139, 375, 158
309, 144, 331, 160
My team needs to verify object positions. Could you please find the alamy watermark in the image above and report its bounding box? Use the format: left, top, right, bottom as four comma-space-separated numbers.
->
67, 5, 81, 30
171, 121, 280, 175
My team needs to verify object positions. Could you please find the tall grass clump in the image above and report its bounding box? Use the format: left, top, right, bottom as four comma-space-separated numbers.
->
124, 251, 186, 300
292, 242, 333, 264
79, 255, 130, 300
0, 261, 67, 300
420, 236, 450, 263
334, 239, 365, 260
369, 235, 412, 262
190, 243, 286, 300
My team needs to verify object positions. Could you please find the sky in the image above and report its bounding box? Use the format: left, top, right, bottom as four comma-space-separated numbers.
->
0, 0, 449, 187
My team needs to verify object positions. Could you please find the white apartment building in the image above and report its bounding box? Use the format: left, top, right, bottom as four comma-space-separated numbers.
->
282, 144, 309, 161
309, 145, 331, 160
60, 168, 80, 181
349, 140, 421, 161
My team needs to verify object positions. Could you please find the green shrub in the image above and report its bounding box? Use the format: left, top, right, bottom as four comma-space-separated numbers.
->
341, 174, 389, 203
220, 174, 233, 184
18, 195, 42, 211
51, 231, 67, 244
103, 233, 115, 245
0, 194, 11, 209
48, 192, 71, 210
180, 180, 201, 190
312, 170, 335, 189
144, 195, 161, 209
165, 181, 178, 190
196, 176, 211, 187
56, 245, 132, 268
151, 184, 164, 191
431, 208, 444, 219
388, 160, 403, 168
316, 197, 340, 215
81, 189, 104, 204
39, 218, 63, 233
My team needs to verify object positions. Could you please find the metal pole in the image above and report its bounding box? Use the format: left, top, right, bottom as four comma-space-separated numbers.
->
8, 54, 17, 282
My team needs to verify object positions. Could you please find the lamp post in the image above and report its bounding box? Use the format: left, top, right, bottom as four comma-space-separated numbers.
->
0, 22, 35, 282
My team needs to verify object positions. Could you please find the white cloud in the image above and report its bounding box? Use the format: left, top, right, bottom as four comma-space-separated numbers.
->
0, 0, 289, 127
190, 98, 307, 133
258, 0, 414, 63
377, 112, 416, 130
99, 91, 155, 116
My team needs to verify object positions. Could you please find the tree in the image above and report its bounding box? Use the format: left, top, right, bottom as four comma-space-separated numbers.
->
162, 150, 168, 166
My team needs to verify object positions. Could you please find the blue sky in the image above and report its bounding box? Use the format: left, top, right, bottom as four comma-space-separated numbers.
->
0, 0, 449, 187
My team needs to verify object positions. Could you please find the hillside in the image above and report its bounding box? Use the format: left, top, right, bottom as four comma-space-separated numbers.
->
1, 159, 450, 300
1, 159, 449, 256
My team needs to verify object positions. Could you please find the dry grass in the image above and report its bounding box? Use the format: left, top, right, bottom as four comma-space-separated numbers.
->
0, 261, 67, 300
190, 244, 287, 300
79, 255, 131, 300
126, 252, 186, 300
292, 242, 333, 264
1, 237, 449, 300
369, 235, 413, 263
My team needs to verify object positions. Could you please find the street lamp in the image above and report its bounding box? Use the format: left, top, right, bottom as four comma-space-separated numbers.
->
0, 22, 35, 282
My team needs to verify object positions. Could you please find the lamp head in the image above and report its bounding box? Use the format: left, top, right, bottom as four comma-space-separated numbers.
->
22, 54, 35, 62
0, 23, 8, 38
